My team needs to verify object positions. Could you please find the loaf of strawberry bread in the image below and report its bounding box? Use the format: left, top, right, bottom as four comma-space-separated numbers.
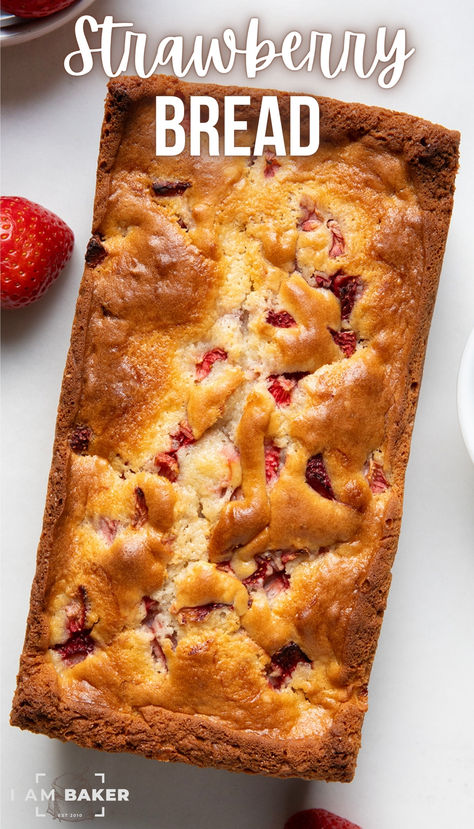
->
11, 76, 459, 780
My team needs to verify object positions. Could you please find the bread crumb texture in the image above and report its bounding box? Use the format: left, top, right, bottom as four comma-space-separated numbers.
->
11, 78, 459, 779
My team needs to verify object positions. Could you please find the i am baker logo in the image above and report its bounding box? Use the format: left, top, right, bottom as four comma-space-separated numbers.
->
15, 770, 130, 821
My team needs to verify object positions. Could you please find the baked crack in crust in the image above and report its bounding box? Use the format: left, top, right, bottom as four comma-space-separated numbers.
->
11, 77, 459, 780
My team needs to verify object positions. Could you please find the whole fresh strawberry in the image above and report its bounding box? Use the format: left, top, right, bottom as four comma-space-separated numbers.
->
0, 1, 76, 18
1, 197, 74, 309
284, 808, 362, 829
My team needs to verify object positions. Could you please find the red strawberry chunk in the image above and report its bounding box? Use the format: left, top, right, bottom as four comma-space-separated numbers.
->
267, 642, 311, 689
266, 309, 296, 328
141, 597, 170, 669
154, 451, 179, 482
331, 273, 360, 320
216, 561, 234, 573
267, 375, 297, 406
298, 197, 323, 231
177, 603, 229, 624
152, 180, 191, 196
264, 572, 290, 600
53, 629, 95, 665
153, 421, 195, 482
313, 271, 332, 288
329, 328, 357, 357
97, 517, 119, 544
368, 461, 389, 493
85, 233, 107, 268
263, 149, 281, 178
284, 808, 362, 829
65, 586, 87, 634
132, 487, 148, 529
327, 219, 346, 258
265, 443, 281, 483
267, 372, 308, 406
150, 638, 167, 668
280, 549, 300, 565
195, 347, 227, 381
305, 454, 335, 500
242, 555, 275, 589
142, 596, 160, 627
69, 425, 92, 454
55, 581, 93, 666
243, 554, 291, 600
171, 420, 195, 450
313, 271, 361, 320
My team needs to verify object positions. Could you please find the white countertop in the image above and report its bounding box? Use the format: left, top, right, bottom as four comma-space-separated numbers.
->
2, 1, 474, 827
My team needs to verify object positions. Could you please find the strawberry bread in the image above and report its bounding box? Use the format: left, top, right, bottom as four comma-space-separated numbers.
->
11, 76, 459, 780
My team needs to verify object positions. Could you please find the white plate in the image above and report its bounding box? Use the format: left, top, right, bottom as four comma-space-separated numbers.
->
0, 0, 96, 47
457, 327, 474, 463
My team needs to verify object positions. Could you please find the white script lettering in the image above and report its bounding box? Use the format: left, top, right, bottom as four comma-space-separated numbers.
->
65, 16, 414, 89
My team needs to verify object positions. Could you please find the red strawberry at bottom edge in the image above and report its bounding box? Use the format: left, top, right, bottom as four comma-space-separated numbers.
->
1, 196, 74, 309
284, 808, 362, 829
0, 1, 76, 18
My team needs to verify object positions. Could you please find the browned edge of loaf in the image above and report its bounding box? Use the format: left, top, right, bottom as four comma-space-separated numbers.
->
10, 75, 460, 780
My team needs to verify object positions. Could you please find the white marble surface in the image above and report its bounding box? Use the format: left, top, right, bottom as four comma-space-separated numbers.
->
2, 1, 474, 827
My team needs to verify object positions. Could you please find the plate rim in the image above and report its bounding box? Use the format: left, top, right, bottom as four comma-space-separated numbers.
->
0, 0, 96, 47
457, 326, 474, 464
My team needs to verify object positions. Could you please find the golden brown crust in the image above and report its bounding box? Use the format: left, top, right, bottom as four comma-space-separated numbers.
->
11, 75, 459, 780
